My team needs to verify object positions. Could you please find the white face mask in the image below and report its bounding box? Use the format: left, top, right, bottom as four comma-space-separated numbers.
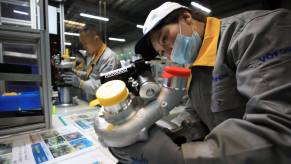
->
170, 24, 202, 65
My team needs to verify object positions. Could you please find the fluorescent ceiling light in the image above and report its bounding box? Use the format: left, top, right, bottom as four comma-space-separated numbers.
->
80, 13, 109, 22
65, 42, 72, 46
136, 24, 144, 29
13, 10, 29, 15
64, 20, 85, 27
108, 37, 126, 42
191, 2, 211, 13
64, 32, 80, 36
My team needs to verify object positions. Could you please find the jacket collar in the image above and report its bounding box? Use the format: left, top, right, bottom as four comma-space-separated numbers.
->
192, 17, 221, 67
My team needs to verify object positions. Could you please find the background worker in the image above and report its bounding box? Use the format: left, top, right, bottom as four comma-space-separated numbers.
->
62, 25, 120, 101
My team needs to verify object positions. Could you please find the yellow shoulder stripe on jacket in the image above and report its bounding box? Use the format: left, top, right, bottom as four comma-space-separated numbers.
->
192, 17, 221, 67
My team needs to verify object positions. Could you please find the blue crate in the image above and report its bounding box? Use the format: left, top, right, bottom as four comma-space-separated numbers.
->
0, 91, 41, 112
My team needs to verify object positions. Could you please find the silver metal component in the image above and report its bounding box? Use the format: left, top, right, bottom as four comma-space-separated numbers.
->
103, 98, 130, 114
94, 76, 187, 147
30, 0, 37, 29
163, 76, 188, 90
59, 2, 65, 56
55, 61, 74, 69
58, 86, 73, 105
95, 100, 161, 147
55, 61, 75, 106
139, 81, 160, 100
161, 101, 167, 108
132, 81, 139, 87
103, 98, 136, 124
128, 77, 134, 83
0, 42, 3, 93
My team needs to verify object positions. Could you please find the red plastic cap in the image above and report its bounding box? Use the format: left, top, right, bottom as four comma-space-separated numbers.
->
161, 66, 191, 78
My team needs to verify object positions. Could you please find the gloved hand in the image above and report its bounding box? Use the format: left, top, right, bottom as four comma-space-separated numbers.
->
109, 126, 184, 164
72, 69, 87, 79
62, 72, 82, 88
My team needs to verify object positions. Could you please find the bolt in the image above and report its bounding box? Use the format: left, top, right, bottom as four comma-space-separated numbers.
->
161, 101, 167, 108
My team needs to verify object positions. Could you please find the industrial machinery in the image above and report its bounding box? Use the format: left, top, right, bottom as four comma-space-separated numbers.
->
55, 60, 75, 106
93, 63, 191, 147
100, 59, 160, 100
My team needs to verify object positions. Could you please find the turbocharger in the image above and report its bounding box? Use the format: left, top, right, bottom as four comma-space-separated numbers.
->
93, 66, 191, 147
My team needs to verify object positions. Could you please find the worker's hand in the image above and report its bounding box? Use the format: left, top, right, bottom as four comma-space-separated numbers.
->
62, 72, 82, 88
109, 126, 184, 164
72, 69, 87, 79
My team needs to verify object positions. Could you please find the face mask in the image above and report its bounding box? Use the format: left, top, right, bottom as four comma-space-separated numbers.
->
170, 24, 202, 65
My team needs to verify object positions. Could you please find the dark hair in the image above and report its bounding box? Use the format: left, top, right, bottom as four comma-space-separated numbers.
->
152, 8, 207, 32
79, 25, 103, 40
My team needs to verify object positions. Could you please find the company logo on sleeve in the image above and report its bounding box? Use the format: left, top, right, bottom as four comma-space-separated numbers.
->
258, 46, 291, 62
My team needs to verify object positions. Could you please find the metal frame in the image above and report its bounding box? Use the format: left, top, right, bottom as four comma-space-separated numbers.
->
59, 2, 65, 56
2, 41, 38, 59
0, 29, 41, 75
0, 0, 30, 6
0, 122, 45, 136
3, 51, 37, 59
30, 0, 37, 29
42, 0, 52, 129
0, 42, 4, 93
0, 27, 41, 41
0, 2, 2, 25
0, 73, 41, 81
1, 18, 31, 27
0, 0, 39, 29
0, 0, 51, 136
0, 43, 2, 64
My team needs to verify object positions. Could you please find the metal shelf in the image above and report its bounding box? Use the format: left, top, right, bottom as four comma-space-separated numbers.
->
0, 27, 41, 43
0, 0, 51, 136
1, 17, 31, 27
3, 51, 37, 59
0, 121, 45, 137
0, 0, 30, 7
0, 73, 41, 82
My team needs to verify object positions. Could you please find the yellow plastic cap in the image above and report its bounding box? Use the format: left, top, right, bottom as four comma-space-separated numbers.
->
96, 80, 129, 106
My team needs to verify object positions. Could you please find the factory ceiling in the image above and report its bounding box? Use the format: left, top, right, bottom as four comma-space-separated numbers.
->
56, 0, 289, 48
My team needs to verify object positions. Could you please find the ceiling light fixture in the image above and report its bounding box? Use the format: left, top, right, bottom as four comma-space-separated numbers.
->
80, 13, 109, 22
191, 2, 211, 13
64, 32, 80, 36
136, 24, 144, 29
64, 20, 85, 27
65, 42, 72, 46
13, 10, 29, 15
108, 37, 126, 42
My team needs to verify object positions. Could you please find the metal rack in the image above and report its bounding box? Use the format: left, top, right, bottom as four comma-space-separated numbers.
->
0, 0, 39, 29
0, 0, 51, 136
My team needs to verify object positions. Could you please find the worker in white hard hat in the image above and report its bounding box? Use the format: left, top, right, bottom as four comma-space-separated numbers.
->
109, 2, 291, 164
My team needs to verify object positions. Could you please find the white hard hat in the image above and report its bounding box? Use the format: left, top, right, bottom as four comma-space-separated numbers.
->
135, 2, 189, 61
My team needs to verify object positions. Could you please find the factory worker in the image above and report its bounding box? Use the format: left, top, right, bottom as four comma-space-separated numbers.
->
109, 2, 291, 164
63, 25, 121, 101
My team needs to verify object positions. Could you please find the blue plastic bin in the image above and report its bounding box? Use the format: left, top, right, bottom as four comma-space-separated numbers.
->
0, 91, 41, 112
